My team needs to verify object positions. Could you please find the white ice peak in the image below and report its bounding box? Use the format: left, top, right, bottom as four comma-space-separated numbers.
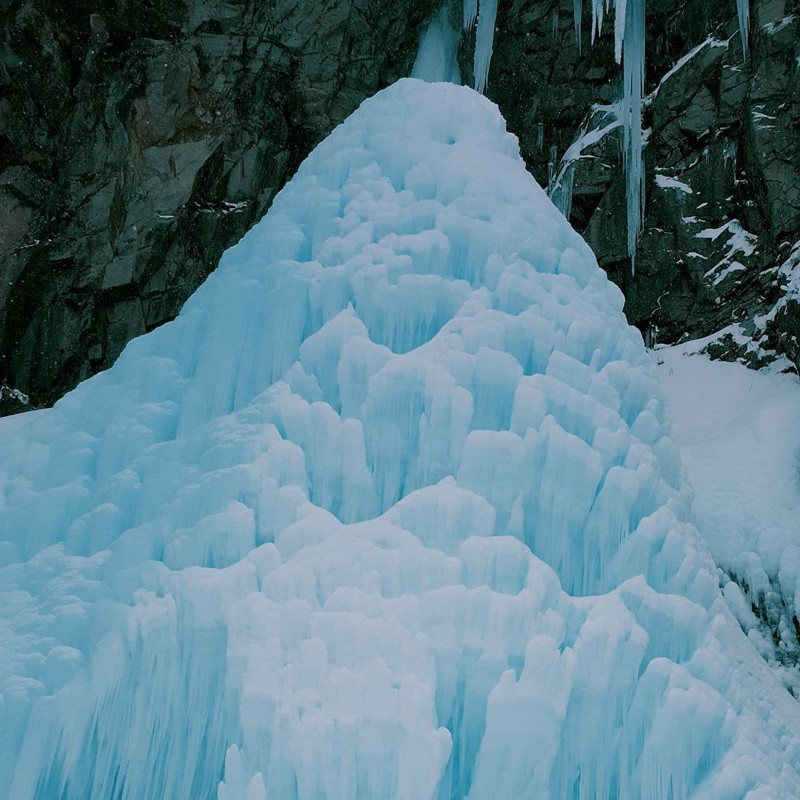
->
1, 80, 799, 799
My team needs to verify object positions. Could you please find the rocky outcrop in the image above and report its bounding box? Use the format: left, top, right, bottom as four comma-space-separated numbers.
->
1, 0, 799, 415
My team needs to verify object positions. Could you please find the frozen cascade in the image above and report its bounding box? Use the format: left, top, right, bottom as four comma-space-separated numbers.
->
574, 0, 646, 271
622, 0, 645, 271
736, 0, 750, 60
472, 0, 498, 94
1, 79, 800, 799
412, 8, 462, 85
462, 0, 478, 31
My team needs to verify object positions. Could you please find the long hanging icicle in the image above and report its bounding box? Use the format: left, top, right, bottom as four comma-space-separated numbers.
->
473, 0, 499, 94
736, 0, 750, 60
463, 0, 478, 31
576, 0, 645, 273
622, 0, 645, 273
573, 0, 583, 53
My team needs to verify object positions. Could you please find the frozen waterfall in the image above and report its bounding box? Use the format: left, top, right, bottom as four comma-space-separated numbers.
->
1, 79, 799, 800
579, 0, 647, 271
412, 8, 461, 85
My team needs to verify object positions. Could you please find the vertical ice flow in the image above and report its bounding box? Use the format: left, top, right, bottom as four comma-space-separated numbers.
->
736, 0, 750, 60
622, 0, 645, 272
581, 0, 645, 271
473, 0, 499, 94
573, 0, 583, 52
412, 8, 462, 85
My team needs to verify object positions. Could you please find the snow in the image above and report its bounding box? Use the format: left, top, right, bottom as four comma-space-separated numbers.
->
657, 345, 800, 686
762, 15, 796, 35
0, 408, 47, 436
549, 106, 622, 217
648, 38, 729, 101
654, 173, 693, 194
412, 8, 461, 85
1, 78, 800, 799
695, 219, 758, 287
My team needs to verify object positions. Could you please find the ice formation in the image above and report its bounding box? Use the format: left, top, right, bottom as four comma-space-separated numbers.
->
573, 0, 646, 271
622, 0, 645, 271
412, 8, 461, 85
737, 0, 750, 60
472, 0, 498, 94
573, 0, 583, 53
461, 0, 498, 94
1, 79, 800, 799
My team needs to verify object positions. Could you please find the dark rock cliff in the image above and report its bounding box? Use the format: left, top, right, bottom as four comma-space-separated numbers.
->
0, 0, 437, 414
1, 0, 799, 416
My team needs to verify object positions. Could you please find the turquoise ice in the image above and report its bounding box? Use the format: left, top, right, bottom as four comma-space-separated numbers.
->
1, 80, 798, 799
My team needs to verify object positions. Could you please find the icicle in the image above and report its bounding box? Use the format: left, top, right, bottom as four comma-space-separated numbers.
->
549, 162, 577, 219
590, 0, 606, 42
736, 0, 750, 61
536, 122, 545, 150
581, 0, 645, 273
573, 0, 583, 53
463, 0, 478, 31
622, 0, 645, 273
614, 0, 627, 61
547, 144, 559, 187
474, 0, 499, 94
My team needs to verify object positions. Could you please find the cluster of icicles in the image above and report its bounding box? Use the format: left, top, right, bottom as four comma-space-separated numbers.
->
463, 0, 749, 273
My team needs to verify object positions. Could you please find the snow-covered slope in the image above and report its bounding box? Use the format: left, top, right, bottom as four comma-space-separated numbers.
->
1, 79, 799, 799
658, 346, 800, 691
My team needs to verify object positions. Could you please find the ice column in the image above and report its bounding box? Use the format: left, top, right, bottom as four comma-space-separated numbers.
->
473, 0, 499, 94
578, 0, 645, 273
463, 0, 478, 30
736, 0, 750, 60
622, 0, 645, 272
412, 7, 462, 84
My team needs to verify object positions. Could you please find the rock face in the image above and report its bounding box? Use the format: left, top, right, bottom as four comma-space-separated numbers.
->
1, 0, 799, 414
0, 0, 437, 413
490, 0, 800, 366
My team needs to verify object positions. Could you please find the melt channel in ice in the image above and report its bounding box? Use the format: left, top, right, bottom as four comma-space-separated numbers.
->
1, 79, 799, 800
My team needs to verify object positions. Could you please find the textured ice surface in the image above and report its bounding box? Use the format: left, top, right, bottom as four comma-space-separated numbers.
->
412, 8, 461, 85
1, 79, 800, 799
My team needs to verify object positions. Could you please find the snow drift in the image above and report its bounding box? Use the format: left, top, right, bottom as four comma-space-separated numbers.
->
1, 79, 799, 799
